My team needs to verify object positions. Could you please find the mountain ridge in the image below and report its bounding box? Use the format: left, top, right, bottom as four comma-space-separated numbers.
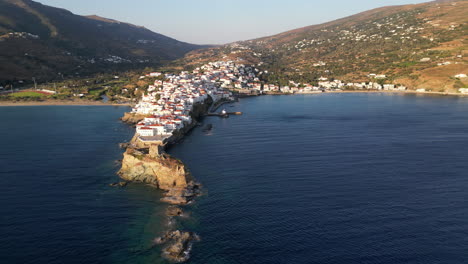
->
0, 0, 203, 84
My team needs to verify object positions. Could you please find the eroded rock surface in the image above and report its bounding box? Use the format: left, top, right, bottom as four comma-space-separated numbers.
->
118, 145, 201, 205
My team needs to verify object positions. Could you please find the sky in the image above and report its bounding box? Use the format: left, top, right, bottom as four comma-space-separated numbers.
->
36, 0, 431, 45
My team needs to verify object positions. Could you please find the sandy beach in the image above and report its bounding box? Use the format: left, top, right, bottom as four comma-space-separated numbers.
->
297, 90, 468, 97
0, 99, 132, 107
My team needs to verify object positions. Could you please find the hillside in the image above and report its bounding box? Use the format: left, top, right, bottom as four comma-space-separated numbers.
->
180, 0, 467, 91
0, 0, 202, 84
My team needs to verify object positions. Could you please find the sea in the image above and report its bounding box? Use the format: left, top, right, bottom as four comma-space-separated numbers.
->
1, 93, 468, 264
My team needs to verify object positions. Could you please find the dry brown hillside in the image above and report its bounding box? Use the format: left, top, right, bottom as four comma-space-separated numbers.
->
178, 0, 467, 91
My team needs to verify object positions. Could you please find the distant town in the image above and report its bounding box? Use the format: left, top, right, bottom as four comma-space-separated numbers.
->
126, 59, 467, 143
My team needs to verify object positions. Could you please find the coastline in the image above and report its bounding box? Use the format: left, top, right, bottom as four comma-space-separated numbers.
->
326, 90, 468, 97
1, 90, 466, 107
0, 100, 132, 107
253, 90, 468, 97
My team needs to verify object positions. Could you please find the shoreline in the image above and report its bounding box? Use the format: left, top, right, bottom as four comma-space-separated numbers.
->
243, 89, 468, 97
0, 100, 132, 107
1, 90, 466, 107
326, 90, 468, 97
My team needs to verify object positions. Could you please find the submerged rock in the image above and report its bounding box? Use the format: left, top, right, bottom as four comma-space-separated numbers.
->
154, 230, 200, 262
109, 181, 128, 188
202, 124, 213, 132
166, 206, 183, 217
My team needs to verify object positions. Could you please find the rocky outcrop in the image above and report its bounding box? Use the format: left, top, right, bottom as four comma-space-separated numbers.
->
154, 230, 200, 263
118, 145, 201, 205
109, 181, 128, 187
121, 112, 147, 124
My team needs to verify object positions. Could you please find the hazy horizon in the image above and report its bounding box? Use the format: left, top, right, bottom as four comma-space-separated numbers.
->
38, 0, 430, 45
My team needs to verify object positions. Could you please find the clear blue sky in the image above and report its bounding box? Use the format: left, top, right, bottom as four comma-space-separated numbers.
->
36, 0, 431, 45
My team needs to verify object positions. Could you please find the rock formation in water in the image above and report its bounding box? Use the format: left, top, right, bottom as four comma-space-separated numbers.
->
118, 145, 201, 205
154, 230, 201, 263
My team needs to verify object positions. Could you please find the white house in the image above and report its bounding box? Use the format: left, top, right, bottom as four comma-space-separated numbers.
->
148, 124, 166, 135
383, 84, 395, 90
137, 127, 155, 137
149, 72, 162, 77
459, 88, 468, 94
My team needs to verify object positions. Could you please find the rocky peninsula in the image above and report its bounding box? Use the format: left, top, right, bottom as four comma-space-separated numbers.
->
116, 61, 247, 262
117, 97, 214, 262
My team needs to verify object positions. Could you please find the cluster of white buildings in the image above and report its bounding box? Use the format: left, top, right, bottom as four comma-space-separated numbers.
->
2, 32, 40, 40
132, 61, 243, 140
251, 78, 407, 94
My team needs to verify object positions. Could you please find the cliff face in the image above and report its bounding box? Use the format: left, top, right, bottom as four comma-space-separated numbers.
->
119, 147, 191, 190
118, 145, 200, 205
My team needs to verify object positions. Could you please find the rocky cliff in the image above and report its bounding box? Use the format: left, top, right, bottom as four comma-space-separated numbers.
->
118, 145, 200, 205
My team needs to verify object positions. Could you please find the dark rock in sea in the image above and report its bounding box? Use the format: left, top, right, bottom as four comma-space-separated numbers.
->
109, 181, 128, 188
202, 124, 213, 132
154, 230, 200, 262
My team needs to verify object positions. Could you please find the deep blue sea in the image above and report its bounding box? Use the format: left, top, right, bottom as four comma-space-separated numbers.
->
1, 94, 468, 264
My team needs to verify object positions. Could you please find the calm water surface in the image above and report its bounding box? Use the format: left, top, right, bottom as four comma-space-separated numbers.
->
1, 94, 468, 264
